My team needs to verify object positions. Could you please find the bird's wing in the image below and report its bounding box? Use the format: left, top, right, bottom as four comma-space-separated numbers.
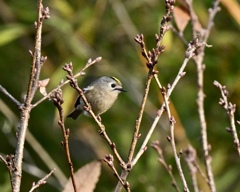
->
83, 85, 94, 93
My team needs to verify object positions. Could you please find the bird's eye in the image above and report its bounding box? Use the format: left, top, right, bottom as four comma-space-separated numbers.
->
111, 83, 116, 88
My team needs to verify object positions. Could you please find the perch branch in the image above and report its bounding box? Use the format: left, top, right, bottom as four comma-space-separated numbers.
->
62, 62, 125, 167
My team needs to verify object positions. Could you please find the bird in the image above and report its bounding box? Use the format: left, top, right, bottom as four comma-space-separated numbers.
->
67, 76, 125, 120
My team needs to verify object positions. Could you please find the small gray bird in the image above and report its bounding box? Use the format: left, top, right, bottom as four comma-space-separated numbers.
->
67, 76, 125, 120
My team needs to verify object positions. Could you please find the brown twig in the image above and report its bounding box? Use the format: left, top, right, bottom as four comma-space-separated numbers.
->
115, 3, 176, 192
0, 85, 21, 107
29, 169, 55, 192
103, 154, 130, 192
0, 154, 15, 190
187, 1, 220, 192
151, 141, 181, 192
115, 2, 203, 191
161, 86, 190, 192
131, 34, 202, 168
115, 68, 154, 192
11, 1, 50, 191
157, 0, 175, 46
184, 146, 200, 192
213, 81, 240, 156
127, 68, 154, 163
51, 88, 78, 192
170, 24, 188, 45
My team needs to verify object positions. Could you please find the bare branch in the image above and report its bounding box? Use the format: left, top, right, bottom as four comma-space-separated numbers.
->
184, 146, 201, 192
0, 154, 14, 189
214, 81, 240, 156
12, 1, 48, 191
63, 63, 125, 166
29, 169, 55, 192
0, 85, 21, 107
190, 1, 221, 191
162, 85, 190, 192
51, 89, 77, 192
151, 141, 181, 192
131, 34, 202, 167
103, 155, 130, 192
31, 57, 102, 108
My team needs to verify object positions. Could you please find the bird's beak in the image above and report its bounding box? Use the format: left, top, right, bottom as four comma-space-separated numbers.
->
115, 88, 126, 92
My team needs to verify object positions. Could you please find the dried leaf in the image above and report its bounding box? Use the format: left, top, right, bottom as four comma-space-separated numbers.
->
39, 86, 47, 96
62, 160, 101, 192
173, 6, 190, 33
39, 78, 50, 96
39, 78, 50, 87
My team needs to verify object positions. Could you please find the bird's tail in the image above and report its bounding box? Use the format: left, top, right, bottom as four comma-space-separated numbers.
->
66, 109, 82, 120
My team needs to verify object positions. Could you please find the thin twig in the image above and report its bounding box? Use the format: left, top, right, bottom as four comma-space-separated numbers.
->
0, 155, 8, 165
151, 141, 181, 192
0, 85, 21, 107
127, 70, 154, 163
184, 146, 200, 192
103, 155, 130, 192
31, 57, 102, 108
114, 69, 154, 192
0, 154, 14, 189
115, 3, 207, 192
169, 24, 188, 45
29, 169, 55, 192
162, 85, 189, 192
51, 89, 78, 192
188, 1, 220, 192
213, 81, 240, 156
131, 38, 199, 167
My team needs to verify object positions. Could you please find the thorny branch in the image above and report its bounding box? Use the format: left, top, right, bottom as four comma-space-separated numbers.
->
214, 81, 240, 156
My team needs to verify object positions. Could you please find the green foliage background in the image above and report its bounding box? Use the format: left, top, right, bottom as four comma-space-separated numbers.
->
0, 0, 240, 191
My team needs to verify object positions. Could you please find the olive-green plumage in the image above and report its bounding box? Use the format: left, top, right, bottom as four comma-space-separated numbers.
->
67, 76, 125, 120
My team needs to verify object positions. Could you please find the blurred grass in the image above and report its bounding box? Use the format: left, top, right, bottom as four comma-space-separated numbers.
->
0, 0, 240, 191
